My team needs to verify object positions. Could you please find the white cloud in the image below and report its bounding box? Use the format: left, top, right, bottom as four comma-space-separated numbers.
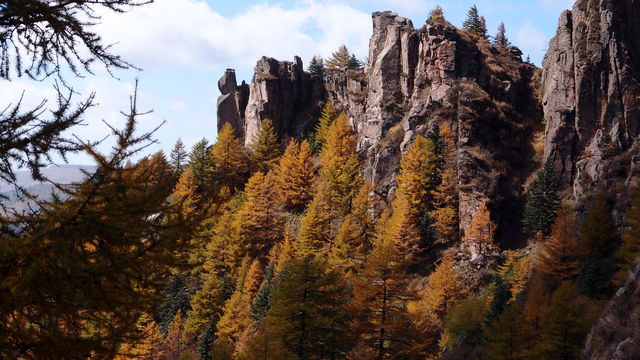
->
96, 0, 372, 70
516, 21, 547, 61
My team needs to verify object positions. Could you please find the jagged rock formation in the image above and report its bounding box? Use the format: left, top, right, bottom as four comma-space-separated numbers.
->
219, 56, 324, 147
327, 12, 542, 242
217, 12, 542, 245
217, 69, 249, 139
583, 261, 640, 360
542, 0, 640, 203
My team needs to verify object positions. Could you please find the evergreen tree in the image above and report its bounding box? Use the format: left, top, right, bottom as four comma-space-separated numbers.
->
170, 138, 189, 176
395, 135, 439, 223
576, 250, 613, 298
522, 161, 560, 236
249, 263, 276, 324
325, 44, 352, 76
197, 316, 219, 360
266, 255, 351, 359
308, 55, 325, 76
249, 118, 280, 174
158, 274, 193, 335
462, 5, 488, 38
493, 22, 511, 48
276, 140, 317, 211
188, 137, 211, 188
615, 187, 640, 283
347, 53, 363, 69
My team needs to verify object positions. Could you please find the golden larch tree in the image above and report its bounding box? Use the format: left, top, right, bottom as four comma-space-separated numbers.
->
395, 135, 439, 223
276, 140, 316, 210
249, 118, 280, 173
537, 207, 581, 280
464, 202, 497, 259
209, 122, 248, 193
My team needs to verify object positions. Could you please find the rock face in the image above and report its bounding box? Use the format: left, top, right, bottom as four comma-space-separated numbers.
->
327, 12, 541, 242
542, 0, 640, 202
583, 260, 640, 360
217, 12, 542, 244
222, 56, 324, 147
217, 69, 249, 139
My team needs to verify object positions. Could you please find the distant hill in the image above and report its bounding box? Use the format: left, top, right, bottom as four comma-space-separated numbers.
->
0, 165, 95, 211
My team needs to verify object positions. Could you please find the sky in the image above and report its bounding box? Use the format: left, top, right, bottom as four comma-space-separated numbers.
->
1, 0, 575, 165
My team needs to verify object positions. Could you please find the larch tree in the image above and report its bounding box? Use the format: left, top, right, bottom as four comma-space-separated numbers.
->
464, 202, 497, 258
249, 118, 280, 174
522, 161, 560, 237
116, 315, 164, 360
580, 194, 619, 256
265, 255, 351, 359
576, 194, 618, 296
350, 231, 417, 358
395, 135, 439, 223
330, 182, 377, 271
238, 171, 284, 258
313, 101, 338, 152
159, 310, 189, 360
275, 140, 316, 211
320, 112, 361, 214
428, 6, 444, 23
537, 207, 581, 280
534, 282, 594, 360
482, 303, 529, 360
296, 179, 334, 256
186, 275, 228, 338
216, 259, 264, 347
615, 187, 640, 283
430, 167, 459, 245
325, 45, 352, 77
0, 106, 202, 358
493, 22, 512, 48
208, 122, 248, 194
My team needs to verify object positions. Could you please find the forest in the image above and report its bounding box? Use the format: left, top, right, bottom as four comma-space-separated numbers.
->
1, 1, 640, 360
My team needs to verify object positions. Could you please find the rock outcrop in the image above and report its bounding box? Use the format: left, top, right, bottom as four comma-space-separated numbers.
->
327, 12, 541, 243
217, 69, 249, 139
217, 12, 542, 245
220, 56, 324, 147
542, 0, 640, 203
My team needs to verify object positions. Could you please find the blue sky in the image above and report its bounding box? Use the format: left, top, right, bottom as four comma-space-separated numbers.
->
0, 0, 574, 165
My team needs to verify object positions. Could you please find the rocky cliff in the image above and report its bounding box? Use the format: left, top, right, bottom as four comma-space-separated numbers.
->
219, 13, 542, 245
542, 0, 640, 210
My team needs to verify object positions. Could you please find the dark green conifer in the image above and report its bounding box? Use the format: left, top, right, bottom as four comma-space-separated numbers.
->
308, 55, 325, 76
250, 263, 276, 324
462, 5, 488, 38
170, 138, 188, 176
522, 161, 560, 236
188, 138, 211, 188
158, 274, 192, 334
197, 316, 219, 360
